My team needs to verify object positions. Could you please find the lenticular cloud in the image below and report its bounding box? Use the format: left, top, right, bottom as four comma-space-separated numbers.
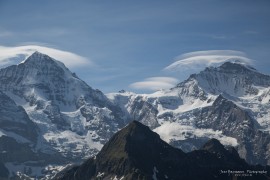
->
0, 45, 91, 68
129, 77, 178, 91
164, 50, 253, 71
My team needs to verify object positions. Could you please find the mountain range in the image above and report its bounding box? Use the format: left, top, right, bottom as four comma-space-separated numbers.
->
0, 52, 270, 179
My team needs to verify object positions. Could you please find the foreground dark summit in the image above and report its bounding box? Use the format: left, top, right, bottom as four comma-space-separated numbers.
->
54, 121, 270, 180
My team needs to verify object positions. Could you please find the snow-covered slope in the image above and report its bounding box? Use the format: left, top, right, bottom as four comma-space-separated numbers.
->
107, 61, 270, 165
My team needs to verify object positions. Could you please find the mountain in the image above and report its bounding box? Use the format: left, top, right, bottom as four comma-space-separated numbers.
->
0, 52, 127, 178
54, 121, 269, 180
108, 61, 270, 165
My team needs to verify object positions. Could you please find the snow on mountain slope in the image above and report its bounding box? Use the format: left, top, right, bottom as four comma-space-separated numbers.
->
0, 90, 68, 179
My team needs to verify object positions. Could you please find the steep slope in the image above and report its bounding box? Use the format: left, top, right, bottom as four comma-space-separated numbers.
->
0, 161, 9, 179
0, 90, 37, 143
54, 121, 269, 180
108, 62, 270, 165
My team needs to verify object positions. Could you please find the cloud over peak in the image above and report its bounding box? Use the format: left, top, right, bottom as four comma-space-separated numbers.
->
0, 45, 92, 68
164, 50, 253, 72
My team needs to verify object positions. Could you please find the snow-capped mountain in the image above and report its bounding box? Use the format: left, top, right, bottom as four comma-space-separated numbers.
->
0, 52, 126, 179
1, 51, 270, 179
108, 61, 270, 165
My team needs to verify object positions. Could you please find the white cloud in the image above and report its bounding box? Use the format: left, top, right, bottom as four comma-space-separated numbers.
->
164, 50, 253, 71
0, 45, 92, 68
129, 77, 178, 91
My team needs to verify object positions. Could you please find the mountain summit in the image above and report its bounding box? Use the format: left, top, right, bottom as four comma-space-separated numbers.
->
0, 51, 107, 109
193, 61, 270, 96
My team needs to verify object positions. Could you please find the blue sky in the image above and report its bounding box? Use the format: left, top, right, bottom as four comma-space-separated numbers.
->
0, 0, 270, 93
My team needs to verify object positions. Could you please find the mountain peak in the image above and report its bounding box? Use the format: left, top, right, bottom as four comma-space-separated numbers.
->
23, 51, 62, 66
17, 51, 75, 81
97, 120, 178, 159
218, 61, 257, 72
84, 121, 184, 179
31, 51, 45, 56
186, 61, 270, 96
25, 51, 49, 61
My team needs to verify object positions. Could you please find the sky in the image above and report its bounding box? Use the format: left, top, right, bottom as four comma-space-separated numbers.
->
0, 0, 270, 93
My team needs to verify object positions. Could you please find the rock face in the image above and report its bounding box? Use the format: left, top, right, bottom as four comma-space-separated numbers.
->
0, 90, 38, 143
0, 161, 9, 179
54, 121, 269, 180
195, 95, 270, 165
0, 90, 66, 179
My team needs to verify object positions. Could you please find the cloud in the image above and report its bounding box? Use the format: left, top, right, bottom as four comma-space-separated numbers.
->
0, 45, 92, 68
129, 77, 178, 91
164, 50, 253, 72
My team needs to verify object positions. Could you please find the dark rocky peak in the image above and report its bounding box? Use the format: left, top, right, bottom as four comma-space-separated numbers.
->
200, 138, 247, 167
97, 120, 184, 163
201, 138, 239, 159
55, 121, 185, 180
